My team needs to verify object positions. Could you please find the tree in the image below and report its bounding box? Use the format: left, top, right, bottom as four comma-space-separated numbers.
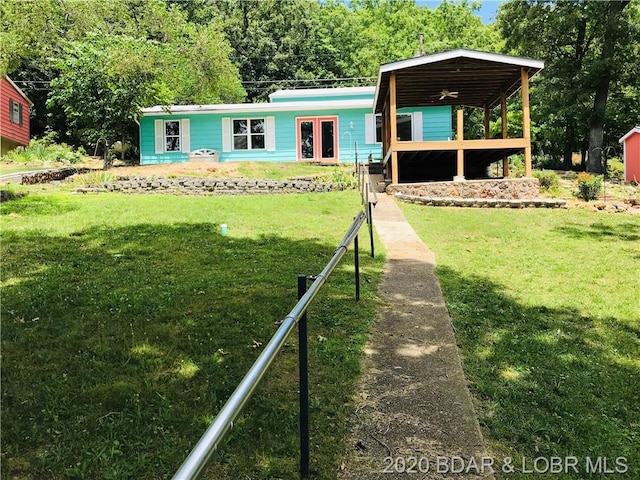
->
498, 0, 639, 172
2, 0, 244, 155
47, 34, 173, 156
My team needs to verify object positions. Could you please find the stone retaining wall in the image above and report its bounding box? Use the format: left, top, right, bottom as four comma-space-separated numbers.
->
21, 167, 90, 184
395, 193, 567, 208
386, 178, 541, 199
76, 176, 350, 195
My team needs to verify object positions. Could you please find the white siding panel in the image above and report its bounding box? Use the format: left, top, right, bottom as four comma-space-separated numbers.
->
154, 119, 163, 154
412, 111, 423, 142
222, 117, 231, 152
365, 113, 375, 144
266, 116, 276, 151
181, 118, 190, 153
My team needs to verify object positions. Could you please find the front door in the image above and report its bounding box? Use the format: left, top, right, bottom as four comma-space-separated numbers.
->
296, 116, 338, 162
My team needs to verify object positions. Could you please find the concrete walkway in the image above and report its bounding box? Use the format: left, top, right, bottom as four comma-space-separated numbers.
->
339, 194, 492, 479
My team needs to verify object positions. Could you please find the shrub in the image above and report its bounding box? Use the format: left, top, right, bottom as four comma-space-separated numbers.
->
575, 172, 602, 201
533, 155, 564, 170
606, 158, 624, 182
533, 170, 560, 191
3, 137, 84, 164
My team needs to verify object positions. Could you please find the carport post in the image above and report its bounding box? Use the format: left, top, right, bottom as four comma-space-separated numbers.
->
455, 109, 465, 181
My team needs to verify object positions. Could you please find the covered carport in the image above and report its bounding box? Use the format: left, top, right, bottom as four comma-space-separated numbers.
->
374, 49, 544, 184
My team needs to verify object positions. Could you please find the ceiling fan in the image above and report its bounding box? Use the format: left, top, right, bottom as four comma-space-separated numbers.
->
439, 89, 459, 100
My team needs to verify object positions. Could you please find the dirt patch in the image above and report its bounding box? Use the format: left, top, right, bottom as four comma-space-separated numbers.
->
109, 162, 241, 178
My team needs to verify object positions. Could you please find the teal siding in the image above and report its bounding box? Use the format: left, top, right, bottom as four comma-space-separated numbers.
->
140, 103, 450, 164
421, 106, 452, 140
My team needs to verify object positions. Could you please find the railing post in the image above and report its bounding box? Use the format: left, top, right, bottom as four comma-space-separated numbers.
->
297, 275, 310, 479
354, 235, 360, 302
368, 201, 375, 258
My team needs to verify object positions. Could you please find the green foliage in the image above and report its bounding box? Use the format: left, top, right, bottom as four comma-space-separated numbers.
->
533, 155, 564, 170
532, 170, 560, 191
497, 0, 640, 170
3, 136, 84, 164
606, 158, 625, 182
575, 172, 603, 201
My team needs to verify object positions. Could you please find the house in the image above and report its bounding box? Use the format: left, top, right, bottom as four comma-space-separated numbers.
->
374, 49, 544, 183
1, 76, 33, 156
619, 127, 640, 183
139, 87, 452, 165
140, 49, 544, 185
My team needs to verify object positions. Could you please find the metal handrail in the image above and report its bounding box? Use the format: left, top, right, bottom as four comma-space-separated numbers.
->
172, 211, 368, 480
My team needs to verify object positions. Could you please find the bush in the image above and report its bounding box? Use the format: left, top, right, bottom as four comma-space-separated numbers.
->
575, 172, 602, 201
3, 136, 84, 164
606, 158, 624, 182
533, 155, 564, 170
533, 170, 560, 191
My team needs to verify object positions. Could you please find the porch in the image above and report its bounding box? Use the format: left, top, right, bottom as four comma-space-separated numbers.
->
374, 49, 544, 184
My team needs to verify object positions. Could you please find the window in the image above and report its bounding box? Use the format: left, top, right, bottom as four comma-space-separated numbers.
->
165, 120, 180, 152
371, 113, 413, 143
396, 114, 412, 141
375, 115, 383, 143
233, 119, 265, 150
10, 99, 22, 125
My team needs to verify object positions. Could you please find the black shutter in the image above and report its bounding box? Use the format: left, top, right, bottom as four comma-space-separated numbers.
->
9, 99, 13, 123
18, 102, 22, 126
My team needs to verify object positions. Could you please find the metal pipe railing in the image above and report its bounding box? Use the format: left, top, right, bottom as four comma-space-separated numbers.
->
172, 210, 368, 480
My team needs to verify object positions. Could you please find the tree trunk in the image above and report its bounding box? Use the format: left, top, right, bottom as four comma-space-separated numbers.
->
587, 0, 629, 173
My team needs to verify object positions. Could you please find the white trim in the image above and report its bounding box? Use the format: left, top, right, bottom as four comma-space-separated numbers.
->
222, 118, 231, 152
180, 119, 190, 153
378, 49, 545, 74
396, 113, 413, 141
141, 98, 373, 116
619, 127, 640, 144
412, 111, 423, 142
154, 119, 163, 154
266, 116, 275, 151
231, 118, 268, 151
365, 113, 376, 144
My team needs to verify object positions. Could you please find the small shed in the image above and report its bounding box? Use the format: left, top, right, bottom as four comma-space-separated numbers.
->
0, 76, 33, 156
619, 127, 640, 182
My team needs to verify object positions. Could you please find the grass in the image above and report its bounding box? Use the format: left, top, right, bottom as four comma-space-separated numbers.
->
1, 189, 384, 479
234, 162, 355, 181
400, 205, 640, 478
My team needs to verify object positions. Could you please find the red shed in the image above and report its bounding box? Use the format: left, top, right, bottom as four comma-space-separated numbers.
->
619, 127, 640, 183
1, 76, 33, 156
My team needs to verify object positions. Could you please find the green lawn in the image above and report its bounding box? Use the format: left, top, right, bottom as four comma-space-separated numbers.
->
401, 205, 639, 479
1, 190, 384, 479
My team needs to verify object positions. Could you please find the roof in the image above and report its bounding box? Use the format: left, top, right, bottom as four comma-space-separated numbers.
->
3, 76, 34, 106
374, 49, 545, 113
619, 127, 640, 143
141, 98, 373, 116
269, 86, 375, 101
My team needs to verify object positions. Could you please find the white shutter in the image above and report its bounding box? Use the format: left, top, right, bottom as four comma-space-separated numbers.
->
412, 111, 423, 142
181, 119, 190, 153
365, 113, 375, 144
154, 119, 164, 154
222, 117, 231, 152
266, 116, 275, 151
